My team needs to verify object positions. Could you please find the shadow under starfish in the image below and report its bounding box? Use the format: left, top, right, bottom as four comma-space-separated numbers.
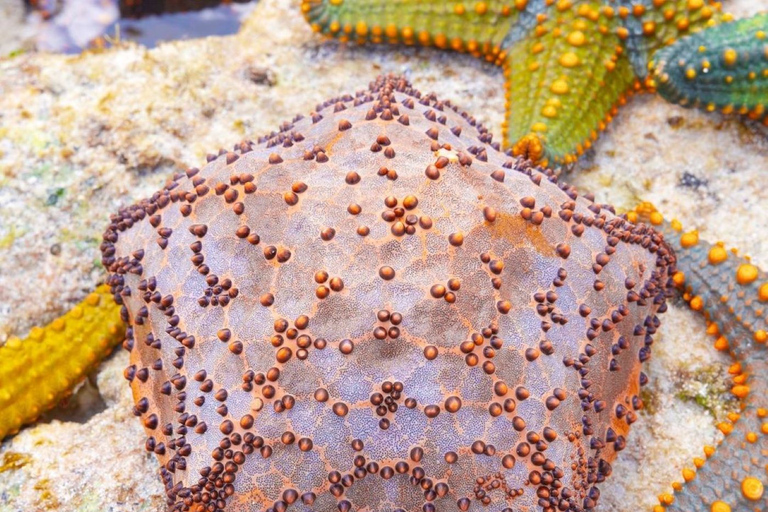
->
301, 0, 767, 168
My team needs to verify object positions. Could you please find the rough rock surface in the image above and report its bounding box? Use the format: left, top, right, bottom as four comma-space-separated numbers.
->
0, 0, 766, 511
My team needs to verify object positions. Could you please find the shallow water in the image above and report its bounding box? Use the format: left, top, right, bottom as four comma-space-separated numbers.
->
25, 0, 257, 52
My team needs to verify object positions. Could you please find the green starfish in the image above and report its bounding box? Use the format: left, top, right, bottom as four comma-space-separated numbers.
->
301, 0, 767, 167
653, 12, 768, 118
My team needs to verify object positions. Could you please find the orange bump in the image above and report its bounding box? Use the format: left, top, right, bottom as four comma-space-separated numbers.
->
741, 477, 764, 501
711, 501, 731, 512
717, 422, 734, 435
713, 336, 729, 351
731, 385, 749, 399
759, 283, 768, 301
559, 52, 580, 67
689, 296, 704, 311
567, 30, 586, 46
680, 230, 699, 248
643, 20, 656, 35
736, 264, 759, 285
708, 245, 728, 265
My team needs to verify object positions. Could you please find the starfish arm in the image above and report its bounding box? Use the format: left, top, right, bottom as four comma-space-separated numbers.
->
620, 0, 726, 80
658, 365, 768, 512
651, 13, 768, 123
504, 1, 638, 167
632, 205, 768, 512
301, 0, 519, 57
0, 285, 124, 440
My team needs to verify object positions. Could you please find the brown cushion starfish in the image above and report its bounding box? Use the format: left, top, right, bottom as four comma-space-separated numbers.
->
103, 75, 674, 512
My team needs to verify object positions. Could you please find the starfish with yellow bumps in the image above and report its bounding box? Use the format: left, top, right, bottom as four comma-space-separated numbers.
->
301, 0, 767, 167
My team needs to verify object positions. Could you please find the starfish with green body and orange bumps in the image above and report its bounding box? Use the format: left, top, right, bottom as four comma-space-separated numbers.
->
301, 0, 767, 168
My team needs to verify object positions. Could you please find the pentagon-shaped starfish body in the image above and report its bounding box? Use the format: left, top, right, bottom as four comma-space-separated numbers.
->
103, 76, 674, 512
0, 285, 124, 440
300, 0, 767, 168
632, 205, 768, 512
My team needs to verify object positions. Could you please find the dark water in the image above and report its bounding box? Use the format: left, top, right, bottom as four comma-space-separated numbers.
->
34, 0, 257, 52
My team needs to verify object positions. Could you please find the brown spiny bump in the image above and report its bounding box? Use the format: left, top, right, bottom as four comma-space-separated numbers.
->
632, 204, 768, 512
103, 76, 674, 512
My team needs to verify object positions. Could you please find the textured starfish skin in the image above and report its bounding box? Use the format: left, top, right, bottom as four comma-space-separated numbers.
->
300, 0, 768, 168
0, 285, 124, 440
103, 76, 674, 512
652, 13, 768, 121
633, 204, 768, 512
